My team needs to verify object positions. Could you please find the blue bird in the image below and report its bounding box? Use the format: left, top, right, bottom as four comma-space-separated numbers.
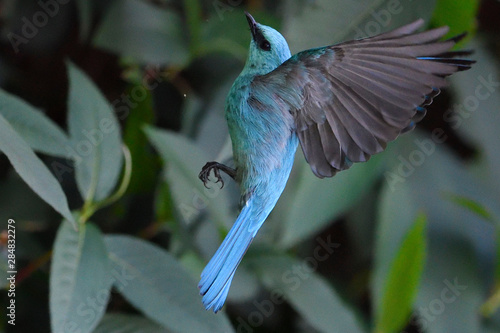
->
198, 12, 474, 312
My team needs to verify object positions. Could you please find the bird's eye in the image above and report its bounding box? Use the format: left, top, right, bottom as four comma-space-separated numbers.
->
259, 40, 271, 51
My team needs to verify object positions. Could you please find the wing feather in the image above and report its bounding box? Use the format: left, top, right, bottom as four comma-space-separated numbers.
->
349, 57, 449, 87
298, 125, 333, 177
328, 76, 399, 142
317, 121, 343, 172
368, 19, 424, 40
324, 104, 369, 163
250, 20, 475, 177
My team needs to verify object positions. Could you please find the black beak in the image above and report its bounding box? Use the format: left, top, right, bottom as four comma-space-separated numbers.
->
245, 11, 257, 40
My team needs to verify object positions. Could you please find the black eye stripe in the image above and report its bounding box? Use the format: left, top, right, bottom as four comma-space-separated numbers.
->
254, 28, 271, 51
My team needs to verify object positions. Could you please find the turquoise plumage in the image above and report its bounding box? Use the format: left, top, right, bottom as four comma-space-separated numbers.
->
198, 12, 474, 312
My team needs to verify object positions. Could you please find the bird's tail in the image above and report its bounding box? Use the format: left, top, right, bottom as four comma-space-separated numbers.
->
198, 196, 261, 312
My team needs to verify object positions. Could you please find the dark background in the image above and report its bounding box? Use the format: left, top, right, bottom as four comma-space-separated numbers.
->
1, 0, 500, 332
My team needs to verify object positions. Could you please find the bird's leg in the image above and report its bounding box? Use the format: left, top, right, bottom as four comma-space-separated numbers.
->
199, 162, 236, 189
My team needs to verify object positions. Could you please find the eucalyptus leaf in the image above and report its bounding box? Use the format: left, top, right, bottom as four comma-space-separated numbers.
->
276, 152, 384, 248
93, 0, 189, 65
414, 236, 483, 333
193, 81, 232, 158
252, 255, 364, 333
0, 114, 74, 225
94, 314, 169, 333
50, 222, 111, 333
105, 235, 235, 333
0, 88, 70, 158
444, 193, 497, 224
144, 126, 232, 229
67, 61, 123, 202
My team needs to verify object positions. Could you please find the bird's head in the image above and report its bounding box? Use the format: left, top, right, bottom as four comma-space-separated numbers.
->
244, 12, 291, 75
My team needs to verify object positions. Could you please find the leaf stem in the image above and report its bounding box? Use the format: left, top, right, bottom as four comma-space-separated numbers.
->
79, 145, 132, 223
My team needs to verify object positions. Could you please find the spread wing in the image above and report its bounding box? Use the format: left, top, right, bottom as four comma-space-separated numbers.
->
250, 19, 474, 178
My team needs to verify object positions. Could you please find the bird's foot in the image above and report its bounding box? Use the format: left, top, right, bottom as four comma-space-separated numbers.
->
199, 162, 236, 189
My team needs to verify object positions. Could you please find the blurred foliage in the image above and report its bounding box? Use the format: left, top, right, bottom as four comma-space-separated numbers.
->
0, 0, 500, 332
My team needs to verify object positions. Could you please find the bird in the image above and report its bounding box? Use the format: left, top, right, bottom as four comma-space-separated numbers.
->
197, 12, 474, 312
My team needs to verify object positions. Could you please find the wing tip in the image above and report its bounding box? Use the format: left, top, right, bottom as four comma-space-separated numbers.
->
408, 18, 426, 31
447, 32, 468, 43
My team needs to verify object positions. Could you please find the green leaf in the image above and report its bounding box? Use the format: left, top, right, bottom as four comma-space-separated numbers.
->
0, 114, 74, 225
430, 0, 479, 45
283, 0, 437, 53
444, 193, 496, 224
93, 0, 189, 65
94, 314, 169, 333
50, 222, 112, 333
375, 213, 427, 333
67, 61, 123, 202
144, 126, 232, 228
184, 0, 202, 55
122, 86, 158, 194
276, 153, 384, 248
0, 89, 71, 158
373, 134, 493, 332
104, 235, 235, 333
252, 255, 364, 333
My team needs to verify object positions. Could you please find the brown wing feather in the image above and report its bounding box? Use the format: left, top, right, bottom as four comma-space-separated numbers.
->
251, 20, 475, 178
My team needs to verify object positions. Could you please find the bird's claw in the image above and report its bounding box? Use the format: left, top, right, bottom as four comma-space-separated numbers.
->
214, 169, 225, 188
199, 162, 225, 189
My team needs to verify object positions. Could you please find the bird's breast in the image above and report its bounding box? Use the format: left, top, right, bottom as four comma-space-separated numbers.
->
225, 77, 296, 185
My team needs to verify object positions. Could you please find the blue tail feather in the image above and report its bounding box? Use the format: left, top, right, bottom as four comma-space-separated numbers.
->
198, 135, 298, 312
205, 272, 234, 312
198, 197, 259, 312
